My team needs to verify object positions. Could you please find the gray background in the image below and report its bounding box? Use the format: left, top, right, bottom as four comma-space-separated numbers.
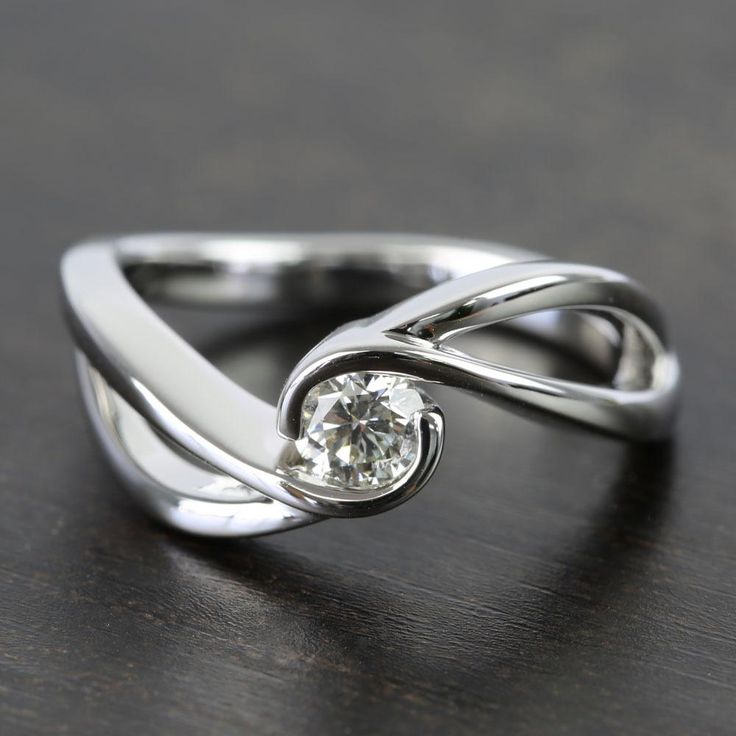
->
2, 2, 735, 735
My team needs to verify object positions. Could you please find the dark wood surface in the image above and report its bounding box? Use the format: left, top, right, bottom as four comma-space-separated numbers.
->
2, 2, 735, 734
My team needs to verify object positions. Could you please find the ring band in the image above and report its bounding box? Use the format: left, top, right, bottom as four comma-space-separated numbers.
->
61, 234, 680, 537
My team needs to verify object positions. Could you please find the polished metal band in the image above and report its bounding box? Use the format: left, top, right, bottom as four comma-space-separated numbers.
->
61, 234, 680, 537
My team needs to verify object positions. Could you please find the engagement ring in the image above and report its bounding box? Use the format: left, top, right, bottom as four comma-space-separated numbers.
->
61, 234, 680, 537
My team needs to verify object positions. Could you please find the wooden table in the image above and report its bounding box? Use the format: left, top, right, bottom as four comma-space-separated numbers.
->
2, 2, 734, 734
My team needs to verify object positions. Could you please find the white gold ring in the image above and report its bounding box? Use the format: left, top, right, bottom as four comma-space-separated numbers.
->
61, 234, 680, 537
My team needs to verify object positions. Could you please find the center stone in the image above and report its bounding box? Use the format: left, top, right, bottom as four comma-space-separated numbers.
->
287, 372, 430, 490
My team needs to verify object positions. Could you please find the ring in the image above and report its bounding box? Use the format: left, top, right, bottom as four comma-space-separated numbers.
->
61, 234, 680, 538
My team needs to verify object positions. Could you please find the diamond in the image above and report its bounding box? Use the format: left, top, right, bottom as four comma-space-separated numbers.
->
286, 372, 431, 490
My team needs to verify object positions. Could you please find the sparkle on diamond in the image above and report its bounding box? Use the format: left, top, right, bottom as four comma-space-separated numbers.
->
286, 372, 429, 490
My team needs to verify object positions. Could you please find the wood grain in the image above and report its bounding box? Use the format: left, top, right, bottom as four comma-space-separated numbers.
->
1, 1, 735, 734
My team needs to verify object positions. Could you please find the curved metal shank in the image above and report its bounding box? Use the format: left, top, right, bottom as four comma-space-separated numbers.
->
61, 233, 680, 538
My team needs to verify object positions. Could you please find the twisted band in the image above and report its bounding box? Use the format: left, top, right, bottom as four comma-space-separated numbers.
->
61, 234, 679, 537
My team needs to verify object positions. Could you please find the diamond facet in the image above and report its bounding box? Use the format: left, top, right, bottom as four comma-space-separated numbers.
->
286, 372, 431, 490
